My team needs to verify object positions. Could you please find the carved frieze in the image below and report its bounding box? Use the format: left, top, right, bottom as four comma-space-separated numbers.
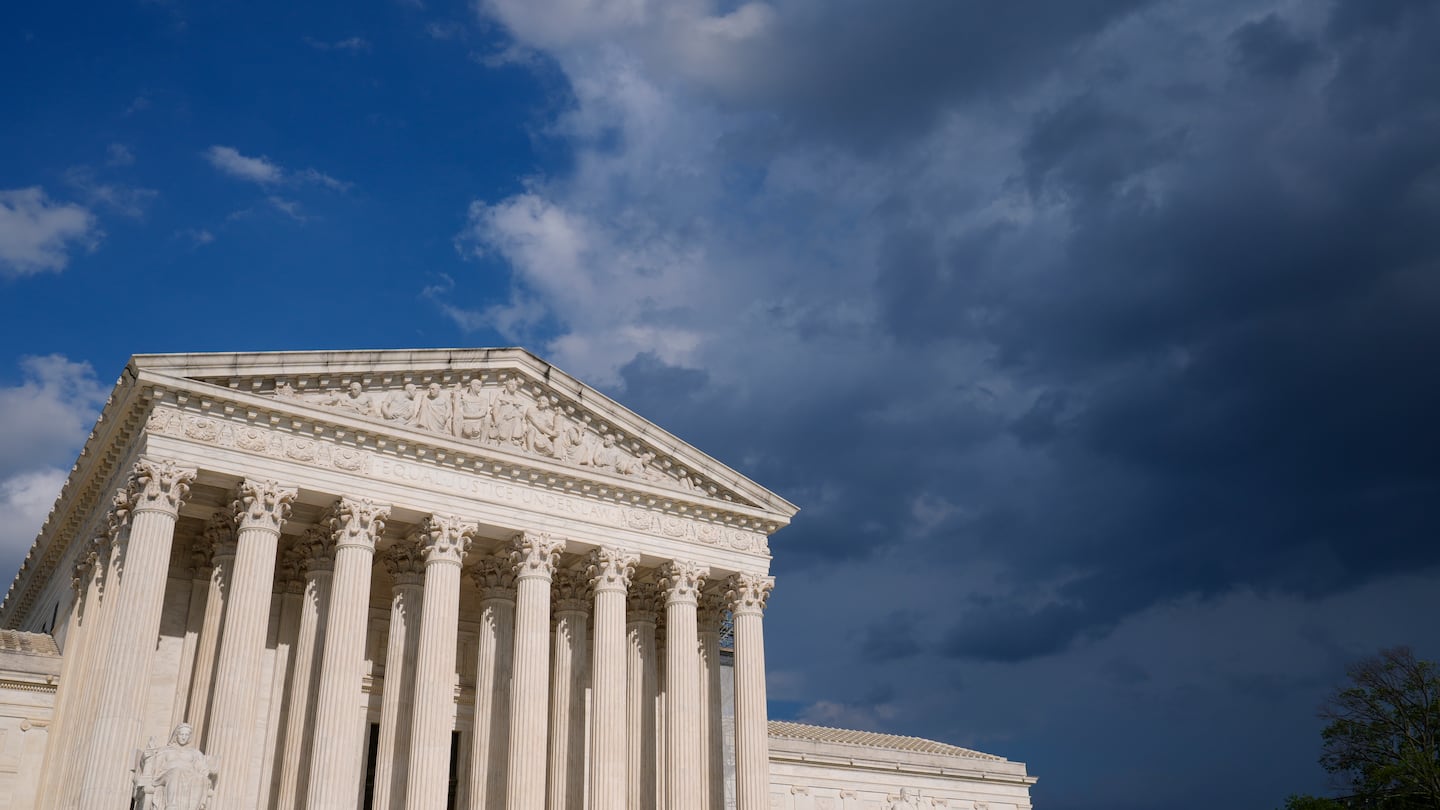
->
144, 405, 771, 557
265, 372, 737, 503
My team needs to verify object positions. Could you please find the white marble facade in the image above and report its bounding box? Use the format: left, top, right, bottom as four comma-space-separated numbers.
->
0, 348, 1033, 810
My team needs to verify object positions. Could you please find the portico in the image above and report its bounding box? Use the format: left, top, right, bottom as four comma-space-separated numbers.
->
3, 349, 793, 810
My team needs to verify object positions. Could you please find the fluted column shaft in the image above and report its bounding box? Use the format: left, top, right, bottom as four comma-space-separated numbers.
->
548, 570, 590, 810
407, 516, 476, 810
698, 593, 726, 810
188, 514, 236, 741
506, 533, 564, 810
208, 480, 295, 810
79, 459, 195, 810
305, 498, 390, 810
258, 575, 304, 808
467, 555, 516, 810
587, 549, 637, 810
37, 539, 104, 810
625, 583, 659, 810
274, 528, 335, 810
56, 524, 124, 810
373, 547, 425, 810
728, 573, 775, 810
660, 560, 708, 810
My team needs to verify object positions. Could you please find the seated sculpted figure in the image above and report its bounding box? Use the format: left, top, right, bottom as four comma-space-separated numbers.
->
134, 723, 213, 810
457, 378, 491, 439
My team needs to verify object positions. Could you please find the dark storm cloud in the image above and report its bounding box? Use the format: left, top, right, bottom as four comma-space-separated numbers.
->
911, 1, 1440, 661
1229, 14, 1323, 79
610, 0, 1440, 667
701, 0, 1153, 147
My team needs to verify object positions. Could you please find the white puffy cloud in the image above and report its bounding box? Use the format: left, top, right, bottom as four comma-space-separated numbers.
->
0, 355, 108, 583
204, 146, 354, 210
204, 146, 285, 184
0, 355, 109, 479
0, 468, 68, 582
0, 187, 100, 277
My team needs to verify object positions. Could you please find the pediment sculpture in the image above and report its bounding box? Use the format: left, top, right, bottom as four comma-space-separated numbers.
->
133, 723, 215, 810
269, 374, 733, 501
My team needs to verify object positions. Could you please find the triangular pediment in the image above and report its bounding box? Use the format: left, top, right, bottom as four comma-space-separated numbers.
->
129, 348, 796, 519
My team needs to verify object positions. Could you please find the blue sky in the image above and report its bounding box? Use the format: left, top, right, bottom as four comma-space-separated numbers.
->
5, 2, 1440, 809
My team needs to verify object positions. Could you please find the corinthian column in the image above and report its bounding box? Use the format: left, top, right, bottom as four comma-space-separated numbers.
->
587, 548, 637, 810
659, 561, 708, 810
274, 526, 336, 810
626, 581, 659, 810
208, 479, 296, 810
372, 541, 425, 810
547, 568, 589, 810
406, 515, 477, 810
187, 512, 237, 742
697, 590, 726, 810
505, 531, 565, 810
36, 538, 103, 810
78, 458, 196, 810
726, 573, 774, 810
467, 553, 517, 810
53, 496, 128, 810
305, 497, 390, 810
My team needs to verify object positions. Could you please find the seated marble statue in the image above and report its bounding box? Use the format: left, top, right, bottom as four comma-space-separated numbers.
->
134, 723, 213, 810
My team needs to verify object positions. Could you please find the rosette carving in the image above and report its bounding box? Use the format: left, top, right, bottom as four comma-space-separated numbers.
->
468, 552, 518, 600
508, 532, 564, 580
658, 559, 709, 605
414, 514, 477, 566
232, 479, 297, 533
724, 572, 774, 616
127, 458, 196, 515
326, 497, 390, 551
587, 547, 639, 594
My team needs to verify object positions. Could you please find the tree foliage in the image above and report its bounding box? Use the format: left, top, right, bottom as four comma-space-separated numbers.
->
1311, 647, 1440, 809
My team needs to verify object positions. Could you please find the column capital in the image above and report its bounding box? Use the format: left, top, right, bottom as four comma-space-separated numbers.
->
415, 514, 477, 566
276, 539, 308, 594
105, 487, 131, 544
552, 569, 590, 614
70, 545, 98, 597
725, 572, 774, 616
126, 457, 196, 516
509, 532, 564, 581
587, 547, 638, 595
626, 581, 659, 623
468, 551, 517, 601
301, 524, 337, 575
327, 497, 390, 551
233, 478, 297, 534
698, 589, 727, 630
658, 560, 709, 606
381, 540, 426, 587
203, 511, 238, 559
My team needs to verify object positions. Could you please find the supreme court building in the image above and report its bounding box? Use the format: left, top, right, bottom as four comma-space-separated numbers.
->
0, 349, 1034, 810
